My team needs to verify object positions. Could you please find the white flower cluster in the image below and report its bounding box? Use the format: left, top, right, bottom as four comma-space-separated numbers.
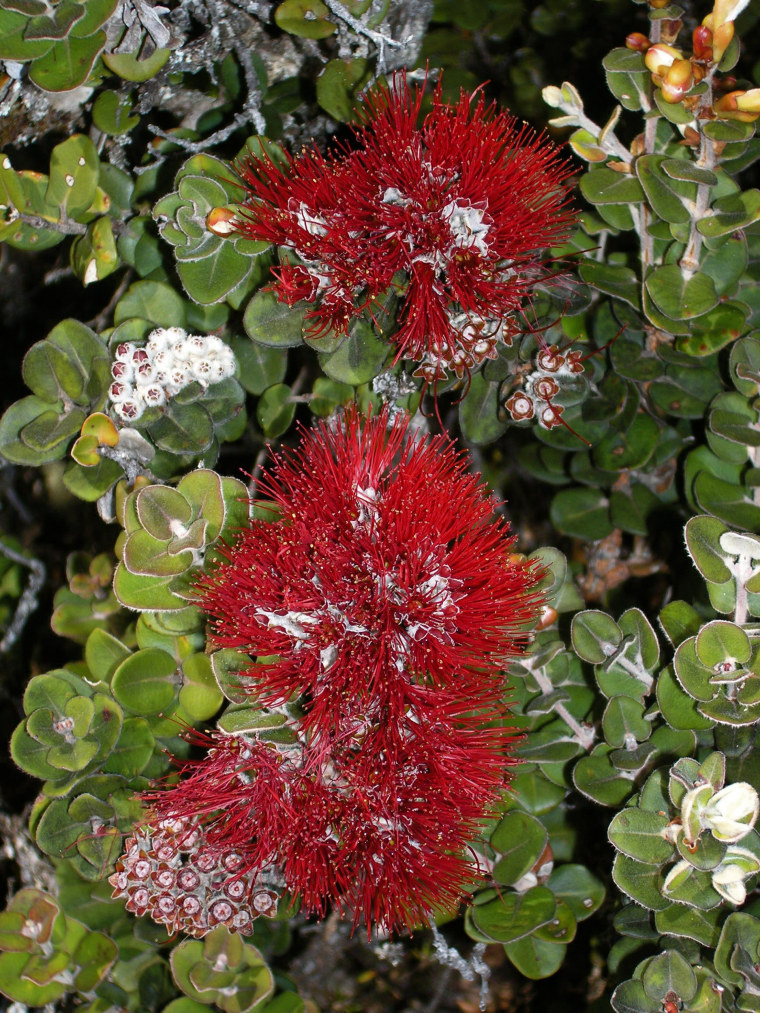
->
108, 328, 236, 424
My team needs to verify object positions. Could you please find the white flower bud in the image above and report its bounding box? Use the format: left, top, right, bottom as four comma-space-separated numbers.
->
114, 399, 145, 423
146, 327, 186, 356
114, 341, 136, 362
711, 861, 748, 905
109, 381, 133, 404
111, 359, 134, 382
191, 359, 213, 385
702, 783, 760, 843
142, 385, 167, 407
185, 334, 209, 358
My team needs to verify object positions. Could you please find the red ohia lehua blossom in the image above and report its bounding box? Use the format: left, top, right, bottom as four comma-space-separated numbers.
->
235, 75, 575, 381
112, 409, 544, 935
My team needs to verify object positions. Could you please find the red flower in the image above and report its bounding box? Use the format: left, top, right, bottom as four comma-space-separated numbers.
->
118, 410, 544, 936
236, 76, 575, 377
199, 408, 541, 732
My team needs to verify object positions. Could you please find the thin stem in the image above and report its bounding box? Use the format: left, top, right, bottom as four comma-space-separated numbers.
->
16, 212, 87, 236
322, 0, 404, 73
0, 541, 46, 654
529, 664, 596, 750
680, 69, 718, 278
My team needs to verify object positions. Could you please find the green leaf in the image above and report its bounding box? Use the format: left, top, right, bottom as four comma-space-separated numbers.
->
178, 243, 254, 305
111, 648, 179, 714
610, 978, 651, 1013
574, 748, 635, 807
149, 402, 214, 455
318, 318, 389, 385
602, 696, 651, 748
695, 619, 750, 668
274, 0, 336, 39
504, 935, 566, 979
101, 46, 170, 81
698, 190, 760, 238
694, 472, 760, 531
490, 811, 548, 886
28, 29, 105, 91
550, 487, 612, 540
612, 854, 668, 911
458, 370, 507, 445
636, 155, 694, 226
571, 610, 622, 664
114, 280, 186, 328
579, 167, 645, 206
602, 48, 649, 111
654, 904, 722, 948
316, 58, 370, 121
243, 290, 305, 347
645, 266, 718, 322
578, 261, 639, 308
46, 134, 99, 219
684, 515, 732, 583
547, 864, 605, 921
470, 886, 556, 944
256, 383, 296, 438
641, 950, 697, 1004
231, 337, 288, 397
608, 808, 673, 864
91, 89, 139, 135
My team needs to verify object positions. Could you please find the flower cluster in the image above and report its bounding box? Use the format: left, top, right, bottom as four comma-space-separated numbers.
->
504, 343, 587, 431
235, 76, 574, 381
109, 814, 282, 938
120, 409, 544, 935
108, 328, 236, 424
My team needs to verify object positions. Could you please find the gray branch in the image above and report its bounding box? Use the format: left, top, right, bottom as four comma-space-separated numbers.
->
0, 540, 46, 654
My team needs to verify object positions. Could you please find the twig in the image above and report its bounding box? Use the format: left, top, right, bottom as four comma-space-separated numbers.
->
233, 36, 267, 135
87, 268, 134, 331
0, 541, 46, 655
145, 112, 249, 157
322, 0, 404, 72
16, 212, 86, 236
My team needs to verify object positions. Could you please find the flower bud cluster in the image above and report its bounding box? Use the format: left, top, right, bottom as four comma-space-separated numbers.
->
108, 328, 236, 424
412, 311, 515, 384
503, 344, 585, 431
109, 815, 283, 938
629, 5, 757, 119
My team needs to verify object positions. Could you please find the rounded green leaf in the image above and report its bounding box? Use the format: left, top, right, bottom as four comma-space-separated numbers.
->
504, 935, 566, 980
490, 811, 548, 886
111, 647, 178, 714
244, 290, 305, 347
547, 864, 605, 921
550, 487, 612, 540
257, 383, 296, 439
571, 610, 622, 664
470, 886, 556, 944
608, 808, 673, 865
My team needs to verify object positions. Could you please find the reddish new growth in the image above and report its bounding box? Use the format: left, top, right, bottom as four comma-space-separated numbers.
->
113, 409, 544, 935
235, 76, 575, 381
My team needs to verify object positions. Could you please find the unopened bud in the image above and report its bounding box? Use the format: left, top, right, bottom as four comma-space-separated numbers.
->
712, 20, 735, 63
692, 24, 713, 62
206, 206, 238, 237
626, 32, 650, 52
660, 59, 694, 103
702, 782, 759, 842
644, 44, 683, 77
648, 0, 670, 8
735, 88, 760, 112
714, 90, 760, 122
